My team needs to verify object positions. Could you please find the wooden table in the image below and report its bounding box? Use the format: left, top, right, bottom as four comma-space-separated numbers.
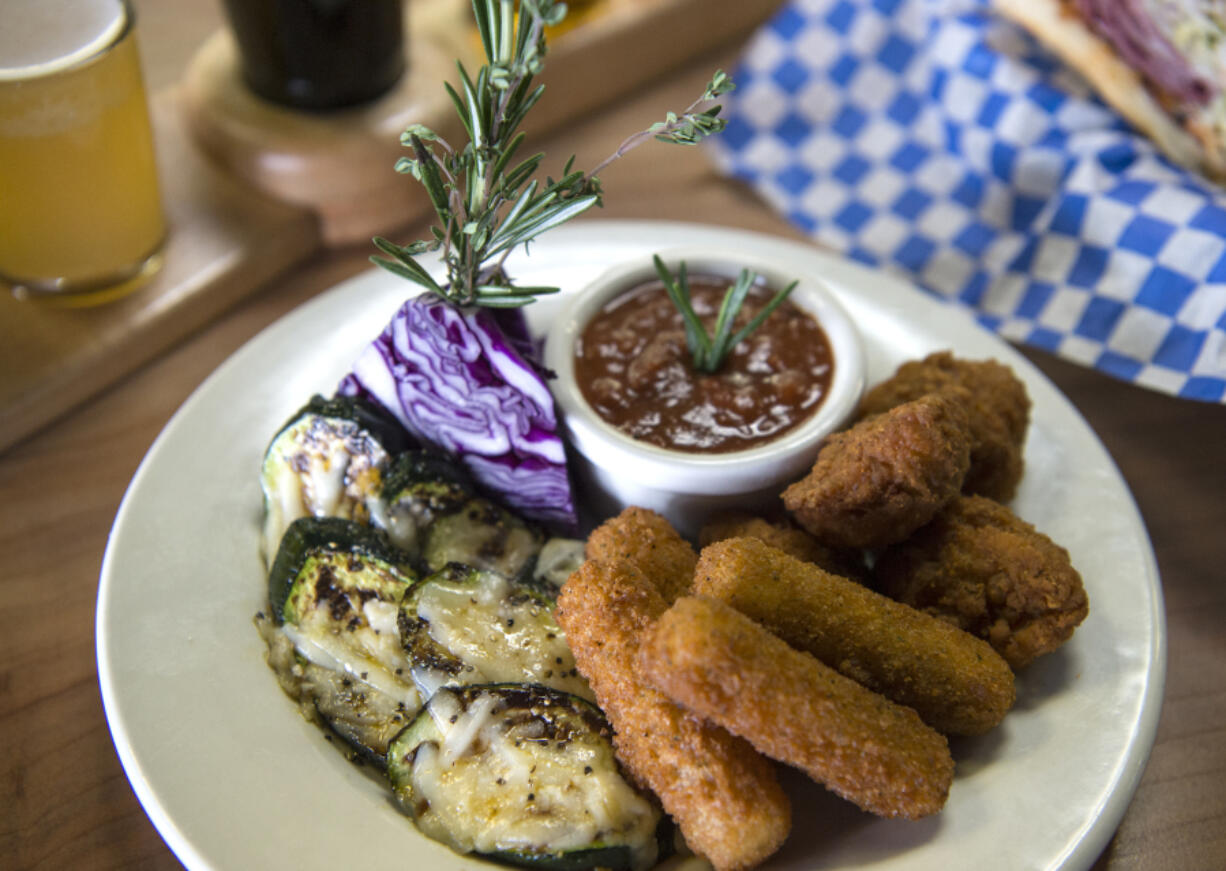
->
2, 2, 1224, 869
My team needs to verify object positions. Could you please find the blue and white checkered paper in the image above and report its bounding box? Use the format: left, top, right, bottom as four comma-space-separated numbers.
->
707, 0, 1226, 401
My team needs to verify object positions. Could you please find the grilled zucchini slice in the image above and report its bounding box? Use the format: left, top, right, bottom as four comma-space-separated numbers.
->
260, 394, 413, 565
267, 516, 416, 619
398, 564, 592, 702
263, 517, 421, 762
422, 497, 544, 580
386, 684, 666, 871
379, 452, 545, 579
257, 614, 419, 765
377, 451, 476, 556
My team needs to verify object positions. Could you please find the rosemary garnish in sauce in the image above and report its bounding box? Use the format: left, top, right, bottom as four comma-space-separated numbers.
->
652, 255, 799, 374
371, 0, 733, 308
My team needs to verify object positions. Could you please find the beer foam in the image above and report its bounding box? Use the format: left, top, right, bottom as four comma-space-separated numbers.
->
0, 0, 127, 81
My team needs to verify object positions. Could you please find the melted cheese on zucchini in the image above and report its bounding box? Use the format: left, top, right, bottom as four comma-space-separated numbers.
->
411, 570, 594, 701
257, 612, 418, 760
283, 557, 419, 710
260, 416, 388, 564
422, 500, 541, 577
407, 689, 661, 868
282, 621, 420, 710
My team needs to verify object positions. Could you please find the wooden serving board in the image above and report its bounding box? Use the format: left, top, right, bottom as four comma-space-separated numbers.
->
0, 87, 321, 455
0, 0, 781, 454
179, 0, 783, 245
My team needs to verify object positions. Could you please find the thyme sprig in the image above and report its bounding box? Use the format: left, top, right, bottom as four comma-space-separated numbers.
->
653, 255, 798, 374
372, 0, 734, 308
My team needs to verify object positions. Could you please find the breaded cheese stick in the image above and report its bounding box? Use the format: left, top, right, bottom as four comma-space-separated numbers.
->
693, 537, 1015, 736
556, 559, 790, 871
698, 511, 867, 582
584, 506, 697, 602
639, 595, 954, 820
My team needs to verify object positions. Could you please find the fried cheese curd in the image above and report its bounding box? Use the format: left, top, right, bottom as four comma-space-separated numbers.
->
693, 537, 1015, 736
782, 393, 972, 550
555, 559, 791, 871
585, 506, 698, 603
639, 595, 954, 820
857, 351, 1031, 502
875, 495, 1088, 670
698, 511, 867, 582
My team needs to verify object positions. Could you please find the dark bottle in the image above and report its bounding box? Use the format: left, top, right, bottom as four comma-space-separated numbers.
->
222, 0, 405, 111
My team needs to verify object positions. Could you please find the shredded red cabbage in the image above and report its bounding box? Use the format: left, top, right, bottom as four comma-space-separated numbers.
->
1074, 0, 1213, 107
338, 294, 577, 531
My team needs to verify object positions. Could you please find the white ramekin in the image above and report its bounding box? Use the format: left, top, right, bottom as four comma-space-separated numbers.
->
544, 246, 866, 539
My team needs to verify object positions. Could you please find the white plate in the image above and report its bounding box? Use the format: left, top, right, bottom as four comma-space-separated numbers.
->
98, 220, 1165, 871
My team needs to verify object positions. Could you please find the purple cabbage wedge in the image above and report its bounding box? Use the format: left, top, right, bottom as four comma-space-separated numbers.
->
339, 293, 577, 532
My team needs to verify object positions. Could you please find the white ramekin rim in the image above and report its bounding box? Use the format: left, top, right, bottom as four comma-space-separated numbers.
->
543, 246, 866, 497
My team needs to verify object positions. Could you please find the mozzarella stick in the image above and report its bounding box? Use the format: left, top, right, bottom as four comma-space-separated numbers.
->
698, 511, 867, 582
584, 507, 696, 603
640, 595, 954, 820
693, 537, 1015, 736
556, 559, 790, 871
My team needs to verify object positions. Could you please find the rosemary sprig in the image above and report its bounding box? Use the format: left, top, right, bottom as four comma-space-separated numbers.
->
652, 255, 799, 374
371, 0, 735, 308
586, 70, 736, 177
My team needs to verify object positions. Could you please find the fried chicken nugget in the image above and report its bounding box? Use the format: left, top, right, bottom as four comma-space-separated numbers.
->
585, 506, 697, 602
858, 351, 1031, 502
556, 559, 791, 871
693, 537, 1015, 736
639, 595, 954, 820
698, 511, 867, 582
875, 495, 1088, 670
782, 393, 972, 550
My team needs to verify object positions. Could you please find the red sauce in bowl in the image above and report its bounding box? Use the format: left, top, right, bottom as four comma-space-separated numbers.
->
573, 274, 835, 453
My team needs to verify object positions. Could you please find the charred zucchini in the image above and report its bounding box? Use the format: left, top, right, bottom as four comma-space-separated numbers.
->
422, 497, 544, 580
260, 394, 413, 565
386, 684, 665, 871
378, 452, 545, 579
263, 517, 421, 762
378, 451, 476, 556
267, 516, 416, 619
257, 614, 419, 765
398, 564, 592, 701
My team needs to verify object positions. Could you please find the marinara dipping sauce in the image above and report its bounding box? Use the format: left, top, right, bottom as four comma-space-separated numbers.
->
574, 274, 835, 453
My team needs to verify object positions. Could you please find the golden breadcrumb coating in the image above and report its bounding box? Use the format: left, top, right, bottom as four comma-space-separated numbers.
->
698, 511, 867, 582
782, 393, 971, 550
585, 506, 697, 603
639, 595, 954, 819
858, 351, 1030, 502
692, 537, 1015, 736
875, 495, 1088, 670
555, 559, 790, 871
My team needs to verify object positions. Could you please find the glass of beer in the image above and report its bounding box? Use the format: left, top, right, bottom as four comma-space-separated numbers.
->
0, 0, 166, 305
220, 0, 405, 112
